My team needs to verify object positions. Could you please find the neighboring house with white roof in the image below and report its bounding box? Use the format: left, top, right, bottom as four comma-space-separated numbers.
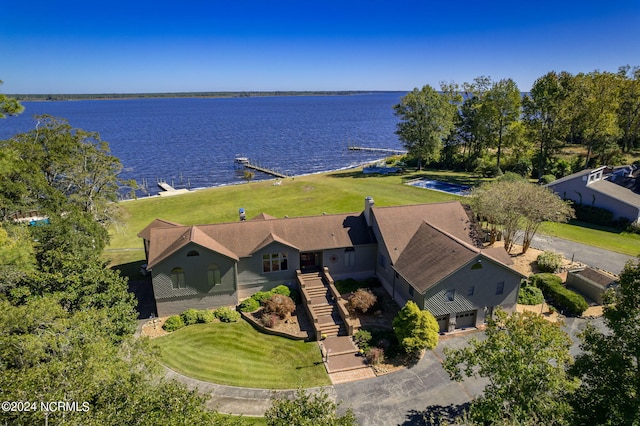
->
544, 166, 640, 224
139, 198, 524, 333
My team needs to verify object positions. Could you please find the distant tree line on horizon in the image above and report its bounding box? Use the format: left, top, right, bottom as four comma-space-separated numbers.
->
394, 65, 640, 179
9, 90, 385, 101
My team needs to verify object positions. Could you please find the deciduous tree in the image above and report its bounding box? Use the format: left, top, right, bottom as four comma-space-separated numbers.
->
393, 84, 460, 169
617, 65, 640, 153
265, 388, 357, 426
480, 78, 522, 171
569, 259, 640, 425
471, 177, 573, 253
523, 71, 570, 177
1, 115, 131, 224
443, 309, 577, 425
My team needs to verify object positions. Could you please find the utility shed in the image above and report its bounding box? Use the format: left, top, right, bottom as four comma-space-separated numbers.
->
566, 267, 617, 304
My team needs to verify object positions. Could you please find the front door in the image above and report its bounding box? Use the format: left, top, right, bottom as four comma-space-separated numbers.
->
300, 251, 322, 272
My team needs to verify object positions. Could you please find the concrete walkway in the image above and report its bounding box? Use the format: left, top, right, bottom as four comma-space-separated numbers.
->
164, 367, 336, 417
523, 234, 636, 275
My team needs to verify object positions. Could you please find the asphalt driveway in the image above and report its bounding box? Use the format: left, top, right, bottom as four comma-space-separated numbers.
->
334, 317, 606, 426
523, 234, 636, 275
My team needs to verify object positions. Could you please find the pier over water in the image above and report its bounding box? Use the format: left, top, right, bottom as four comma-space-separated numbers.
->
348, 146, 407, 155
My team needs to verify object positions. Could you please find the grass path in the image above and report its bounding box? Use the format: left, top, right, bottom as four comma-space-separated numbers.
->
153, 321, 330, 389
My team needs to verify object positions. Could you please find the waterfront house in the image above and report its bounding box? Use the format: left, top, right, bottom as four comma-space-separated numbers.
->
139, 198, 524, 332
545, 166, 640, 224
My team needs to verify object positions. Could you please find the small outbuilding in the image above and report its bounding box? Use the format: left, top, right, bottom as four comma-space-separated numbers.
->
566, 267, 618, 304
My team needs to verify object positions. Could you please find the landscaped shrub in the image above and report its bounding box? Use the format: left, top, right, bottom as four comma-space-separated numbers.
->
214, 306, 241, 323
264, 294, 296, 319
197, 309, 216, 323
518, 285, 545, 305
573, 204, 614, 227
334, 278, 361, 294
271, 285, 291, 297
180, 308, 200, 326
239, 297, 260, 312
162, 315, 185, 332
353, 329, 372, 352
538, 174, 557, 184
262, 313, 278, 328
393, 301, 439, 354
366, 347, 385, 366
252, 291, 274, 304
347, 288, 377, 314
536, 251, 563, 273
531, 273, 589, 316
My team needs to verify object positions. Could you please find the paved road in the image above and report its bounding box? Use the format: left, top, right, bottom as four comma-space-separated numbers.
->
522, 234, 636, 275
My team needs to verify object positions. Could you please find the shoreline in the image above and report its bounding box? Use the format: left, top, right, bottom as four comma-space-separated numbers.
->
119, 157, 393, 202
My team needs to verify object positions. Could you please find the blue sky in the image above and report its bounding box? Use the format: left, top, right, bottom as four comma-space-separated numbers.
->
1, 0, 638, 93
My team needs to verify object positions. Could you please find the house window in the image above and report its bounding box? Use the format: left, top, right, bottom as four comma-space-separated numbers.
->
207, 264, 221, 286
496, 281, 505, 295
379, 254, 387, 270
344, 247, 355, 267
170, 267, 186, 289
187, 250, 200, 257
471, 261, 483, 270
262, 252, 288, 273
468, 286, 475, 296
445, 289, 455, 302
408, 286, 414, 296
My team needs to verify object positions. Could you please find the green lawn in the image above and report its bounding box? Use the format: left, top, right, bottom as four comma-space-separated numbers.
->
153, 321, 330, 389
105, 166, 639, 271
106, 168, 469, 266
539, 221, 640, 257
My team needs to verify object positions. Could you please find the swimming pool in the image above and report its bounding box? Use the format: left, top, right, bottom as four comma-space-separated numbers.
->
407, 179, 471, 196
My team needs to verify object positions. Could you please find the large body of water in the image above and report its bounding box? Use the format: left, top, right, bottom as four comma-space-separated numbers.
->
0, 93, 406, 196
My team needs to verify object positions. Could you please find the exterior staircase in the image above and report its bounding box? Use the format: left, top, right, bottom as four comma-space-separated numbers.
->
298, 268, 355, 340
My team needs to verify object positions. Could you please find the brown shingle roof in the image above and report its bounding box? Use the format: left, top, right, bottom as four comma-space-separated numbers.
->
394, 222, 479, 293
393, 221, 521, 293
371, 201, 475, 264
250, 213, 278, 221
137, 218, 183, 240
144, 212, 373, 269
147, 225, 239, 268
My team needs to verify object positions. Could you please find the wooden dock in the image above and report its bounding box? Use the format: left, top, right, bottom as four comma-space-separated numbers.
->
157, 181, 176, 192
348, 146, 407, 155
244, 161, 288, 178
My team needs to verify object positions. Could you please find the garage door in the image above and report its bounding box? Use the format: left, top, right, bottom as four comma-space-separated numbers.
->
435, 315, 449, 333
455, 311, 476, 329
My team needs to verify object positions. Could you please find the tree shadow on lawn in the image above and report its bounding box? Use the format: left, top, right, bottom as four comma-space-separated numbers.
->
401, 402, 471, 426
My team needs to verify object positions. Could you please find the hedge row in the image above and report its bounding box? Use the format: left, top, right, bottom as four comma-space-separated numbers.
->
162, 306, 241, 332
239, 284, 292, 312
530, 273, 589, 316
